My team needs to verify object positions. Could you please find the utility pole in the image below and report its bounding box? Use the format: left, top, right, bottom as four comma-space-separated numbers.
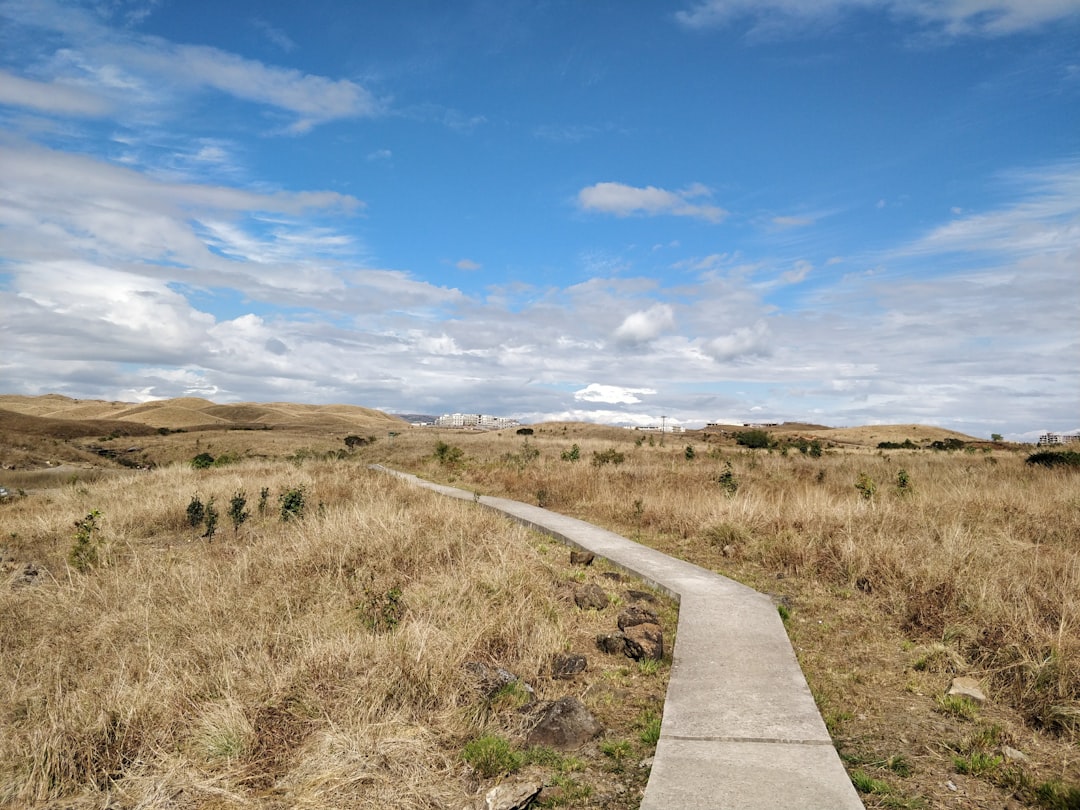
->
660, 415, 666, 446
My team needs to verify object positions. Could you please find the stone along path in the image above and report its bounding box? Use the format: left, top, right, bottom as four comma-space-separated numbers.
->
372, 466, 864, 809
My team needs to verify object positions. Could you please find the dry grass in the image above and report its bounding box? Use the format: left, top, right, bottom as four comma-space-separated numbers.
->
2, 457, 670, 808
364, 427, 1080, 807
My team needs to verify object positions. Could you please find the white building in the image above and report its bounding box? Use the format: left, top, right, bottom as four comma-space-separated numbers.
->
1038, 432, 1080, 446
434, 413, 520, 430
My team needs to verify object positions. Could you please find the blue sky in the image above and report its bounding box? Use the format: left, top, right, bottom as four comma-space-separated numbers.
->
1, 0, 1077, 440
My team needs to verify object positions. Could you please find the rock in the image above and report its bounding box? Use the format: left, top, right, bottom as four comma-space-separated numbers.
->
482, 780, 541, 810
573, 583, 609, 611
569, 550, 595, 566
601, 571, 622, 581
551, 653, 587, 679
948, 676, 987, 704
596, 633, 627, 655
12, 562, 45, 587
1002, 745, 1029, 763
526, 696, 602, 750
625, 589, 656, 603
617, 605, 659, 631
638, 756, 655, 769
465, 662, 533, 701
623, 621, 664, 661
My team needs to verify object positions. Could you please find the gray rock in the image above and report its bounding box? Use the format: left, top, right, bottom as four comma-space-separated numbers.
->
947, 676, 987, 704
596, 632, 627, 655
482, 780, 541, 810
1002, 745, 1029, 763
526, 696, 602, 750
617, 604, 659, 631
623, 621, 664, 661
551, 653, 587, 679
573, 583, 609, 611
625, 589, 656, 603
569, 550, 595, 566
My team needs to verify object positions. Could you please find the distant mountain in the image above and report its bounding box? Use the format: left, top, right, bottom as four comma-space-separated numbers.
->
391, 413, 439, 424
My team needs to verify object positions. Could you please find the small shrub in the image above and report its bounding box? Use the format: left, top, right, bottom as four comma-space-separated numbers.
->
561, 443, 581, 462
191, 452, 215, 469
433, 441, 464, 467
855, 473, 877, 500
591, 448, 625, 467
202, 498, 219, 541
186, 495, 206, 529
717, 462, 739, 495
896, 468, 912, 494
462, 735, 521, 778
68, 509, 102, 572
279, 487, 305, 521
228, 491, 249, 533
257, 486, 270, 515
684, 444, 696, 461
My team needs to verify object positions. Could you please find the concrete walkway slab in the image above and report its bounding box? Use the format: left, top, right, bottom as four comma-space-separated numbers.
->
372, 466, 864, 809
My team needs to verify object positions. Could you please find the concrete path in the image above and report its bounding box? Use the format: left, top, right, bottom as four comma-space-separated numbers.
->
372, 466, 864, 809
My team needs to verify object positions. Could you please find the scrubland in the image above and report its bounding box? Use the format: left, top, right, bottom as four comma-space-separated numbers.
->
4, 404, 1080, 809
1, 459, 669, 809
366, 425, 1080, 809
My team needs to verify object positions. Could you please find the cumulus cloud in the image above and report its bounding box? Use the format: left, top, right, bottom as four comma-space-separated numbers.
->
702, 321, 772, 361
614, 304, 676, 344
456, 258, 482, 271
675, 0, 1080, 36
574, 384, 658, 405
578, 181, 727, 222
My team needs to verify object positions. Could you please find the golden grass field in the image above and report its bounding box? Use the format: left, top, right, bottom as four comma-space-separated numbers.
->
3, 395, 1080, 809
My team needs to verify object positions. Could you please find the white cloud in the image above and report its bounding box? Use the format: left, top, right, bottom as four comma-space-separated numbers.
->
675, 0, 1080, 36
0, 69, 112, 116
574, 384, 658, 405
702, 321, 772, 361
1, 1, 380, 130
614, 304, 676, 344
456, 258, 482, 271
578, 182, 727, 223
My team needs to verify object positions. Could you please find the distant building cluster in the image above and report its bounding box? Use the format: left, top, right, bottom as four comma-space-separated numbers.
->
634, 424, 685, 433
432, 413, 521, 430
1038, 432, 1080, 446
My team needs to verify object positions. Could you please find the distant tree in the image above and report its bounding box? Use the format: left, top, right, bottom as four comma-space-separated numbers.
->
991, 433, 1003, 442
516, 427, 534, 436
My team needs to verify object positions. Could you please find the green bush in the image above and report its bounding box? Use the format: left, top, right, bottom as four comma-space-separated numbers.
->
1026, 450, 1080, 469
561, 443, 581, 462
433, 441, 464, 467
735, 429, 771, 449
191, 452, 215, 469
186, 495, 206, 528
717, 462, 738, 495
228, 491, 249, 533
279, 487, 306, 521
591, 448, 625, 467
